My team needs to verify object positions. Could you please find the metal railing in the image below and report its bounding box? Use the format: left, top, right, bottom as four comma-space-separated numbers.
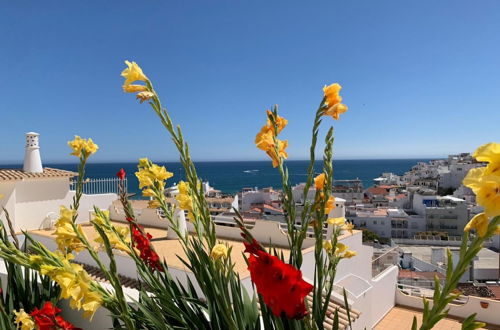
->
372, 246, 399, 277
70, 178, 127, 195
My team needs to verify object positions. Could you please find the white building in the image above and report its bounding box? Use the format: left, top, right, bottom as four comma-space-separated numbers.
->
239, 187, 280, 211
347, 206, 425, 239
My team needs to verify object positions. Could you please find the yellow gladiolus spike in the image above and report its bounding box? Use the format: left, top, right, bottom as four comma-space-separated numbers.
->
211, 244, 228, 260
176, 181, 194, 211
324, 196, 335, 215
327, 217, 346, 226
122, 84, 148, 93
121, 60, 148, 85
464, 213, 489, 237
322, 83, 348, 120
136, 91, 155, 103
13, 309, 35, 330
343, 250, 357, 259
314, 173, 326, 190
463, 168, 500, 217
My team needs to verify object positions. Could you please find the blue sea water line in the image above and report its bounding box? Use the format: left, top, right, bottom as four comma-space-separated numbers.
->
9, 159, 431, 197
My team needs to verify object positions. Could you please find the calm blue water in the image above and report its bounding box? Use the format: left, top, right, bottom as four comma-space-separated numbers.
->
2, 159, 431, 197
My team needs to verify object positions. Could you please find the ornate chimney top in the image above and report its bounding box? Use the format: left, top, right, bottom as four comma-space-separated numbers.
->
23, 132, 43, 173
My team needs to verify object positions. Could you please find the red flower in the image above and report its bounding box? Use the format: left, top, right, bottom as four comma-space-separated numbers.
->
55, 316, 80, 330
30, 302, 80, 330
116, 168, 126, 180
244, 241, 313, 319
130, 223, 163, 272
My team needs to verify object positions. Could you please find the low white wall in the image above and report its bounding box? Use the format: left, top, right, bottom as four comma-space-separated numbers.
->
396, 288, 500, 326
369, 265, 398, 328
111, 205, 316, 249
11, 186, 117, 232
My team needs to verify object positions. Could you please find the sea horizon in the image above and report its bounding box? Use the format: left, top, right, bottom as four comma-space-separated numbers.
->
0, 157, 443, 166
0, 159, 433, 196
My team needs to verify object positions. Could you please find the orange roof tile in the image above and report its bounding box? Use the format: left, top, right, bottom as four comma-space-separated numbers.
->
0, 167, 77, 181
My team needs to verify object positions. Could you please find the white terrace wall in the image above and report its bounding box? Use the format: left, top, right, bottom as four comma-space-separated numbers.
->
110, 205, 317, 249
0, 181, 16, 225
301, 231, 398, 329
0, 178, 117, 232
396, 289, 500, 326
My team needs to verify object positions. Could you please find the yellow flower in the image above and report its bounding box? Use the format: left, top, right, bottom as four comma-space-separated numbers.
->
255, 127, 274, 152
266, 139, 288, 168
82, 291, 102, 319
139, 157, 150, 168
325, 196, 335, 215
85, 138, 99, 155
53, 206, 87, 253
68, 136, 99, 158
265, 110, 288, 134
122, 84, 148, 93
96, 226, 131, 252
148, 199, 161, 209
176, 181, 193, 211
314, 173, 326, 190
13, 309, 35, 330
464, 213, 489, 237
29, 255, 44, 265
39, 256, 102, 319
255, 111, 289, 167
343, 222, 354, 234
463, 167, 500, 217
473, 142, 500, 175
335, 242, 348, 255
136, 91, 155, 103
68, 135, 85, 156
135, 169, 154, 188
92, 210, 109, 226
343, 250, 357, 259
323, 83, 348, 120
327, 217, 346, 226
149, 164, 173, 182
142, 188, 155, 197
323, 240, 333, 252
210, 244, 228, 260
495, 225, 500, 235
121, 60, 148, 85
323, 83, 342, 103
324, 103, 348, 120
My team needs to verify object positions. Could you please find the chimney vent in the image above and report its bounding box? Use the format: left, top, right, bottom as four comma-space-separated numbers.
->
23, 132, 43, 173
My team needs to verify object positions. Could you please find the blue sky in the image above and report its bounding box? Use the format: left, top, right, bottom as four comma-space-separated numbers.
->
1, 1, 499, 163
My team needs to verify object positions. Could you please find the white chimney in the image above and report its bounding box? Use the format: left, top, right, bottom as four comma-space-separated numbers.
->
23, 132, 43, 173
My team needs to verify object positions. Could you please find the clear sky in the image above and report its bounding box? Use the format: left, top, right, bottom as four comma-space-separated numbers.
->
1, 1, 499, 163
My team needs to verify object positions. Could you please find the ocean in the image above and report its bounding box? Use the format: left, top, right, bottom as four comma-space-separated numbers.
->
7, 159, 431, 197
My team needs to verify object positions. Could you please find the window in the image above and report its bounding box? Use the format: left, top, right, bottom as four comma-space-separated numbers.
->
373, 220, 377, 225
381, 221, 385, 225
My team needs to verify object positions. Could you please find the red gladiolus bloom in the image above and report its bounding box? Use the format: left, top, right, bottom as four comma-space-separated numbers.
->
30, 302, 80, 330
130, 224, 163, 272
55, 315, 80, 330
116, 168, 126, 180
244, 241, 313, 319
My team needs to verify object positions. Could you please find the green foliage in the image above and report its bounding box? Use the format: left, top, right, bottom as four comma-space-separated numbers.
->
361, 229, 381, 243
0, 209, 61, 329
